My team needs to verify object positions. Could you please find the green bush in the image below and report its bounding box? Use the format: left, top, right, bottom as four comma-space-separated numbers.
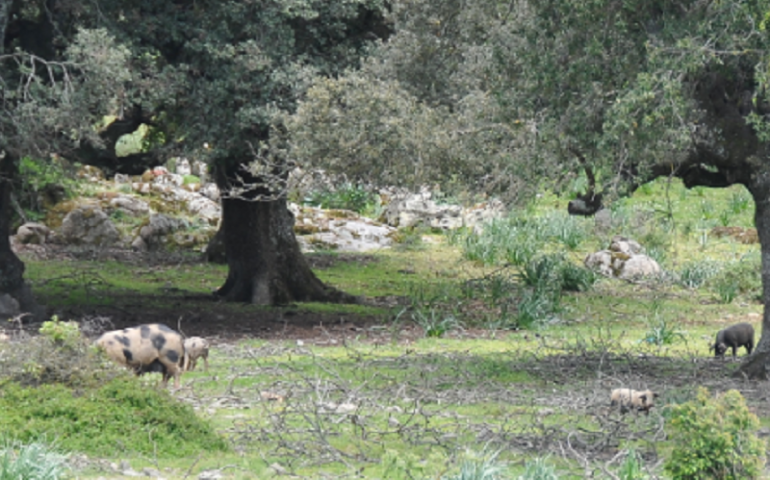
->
706, 253, 761, 302
16, 156, 76, 218
305, 183, 377, 214
677, 261, 721, 289
0, 378, 228, 457
0, 439, 69, 480
665, 387, 766, 480
517, 456, 560, 480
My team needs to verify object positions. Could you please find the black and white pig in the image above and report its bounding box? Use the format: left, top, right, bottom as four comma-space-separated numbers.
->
96, 323, 185, 388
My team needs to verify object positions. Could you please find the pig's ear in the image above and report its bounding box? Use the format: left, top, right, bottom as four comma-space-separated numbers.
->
639, 394, 647, 402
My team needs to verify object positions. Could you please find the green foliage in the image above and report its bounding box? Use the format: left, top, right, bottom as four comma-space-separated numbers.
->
517, 457, 560, 480
665, 388, 766, 480
406, 307, 462, 338
0, 378, 228, 457
38, 315, 81, 348
677, 261, 721, 289
0, 323, 112, 388
706, 253, 762, 302
442, 450, 505, 480
640, 318, 686, 347
459, 212, 590, 268
0, 439, 69, 480
16, 156, 76, 217
305, 184, 378, 214
183, 174, 201, 185
615, 449, 650, 480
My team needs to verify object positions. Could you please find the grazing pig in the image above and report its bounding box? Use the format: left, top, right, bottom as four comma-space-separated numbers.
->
182, 336, 210, 372
713, 322, 754, 358
610, 388, 659, 415
96, 323, 184, 388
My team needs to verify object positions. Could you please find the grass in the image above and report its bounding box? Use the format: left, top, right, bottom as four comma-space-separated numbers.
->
11, 177, 770, 478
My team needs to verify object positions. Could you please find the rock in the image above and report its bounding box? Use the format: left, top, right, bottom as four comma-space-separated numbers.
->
198, 470, 224, 480
16, 222, 50, 244
609, 235, 643, 255
185, 196, 220, 225
191, 161, 209, 181
584, 250, 614, 277
142, 467, 163, 478
114, 173, 131, 184
0, 294, 20, 319
176, 158, 192, 176
77, 165, 105, 181
154, 172, 184, 187
199, 183, 220, 202
136, 214, 188, 249
585, 237, 661, 280
594, 208, 612, 231
58, 205, 121, 246
109, 195, 150, 216
131, 235, 148, 252
291, 204, 397, 252
618, 254, 661, 280
383, 190, 504, 230
131, 182, 151, 195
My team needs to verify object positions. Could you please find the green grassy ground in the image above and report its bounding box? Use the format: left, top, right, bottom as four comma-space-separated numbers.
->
10, 178, 770, 479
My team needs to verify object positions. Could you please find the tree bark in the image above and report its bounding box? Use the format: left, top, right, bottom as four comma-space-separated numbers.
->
215, 195, 360, 305
0, 153, 24, 294
738, 170, 770, 379
0, 152, 42, 319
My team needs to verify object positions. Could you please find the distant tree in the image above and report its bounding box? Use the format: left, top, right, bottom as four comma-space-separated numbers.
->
288, 0, 770, 378
0, 0, 389, 311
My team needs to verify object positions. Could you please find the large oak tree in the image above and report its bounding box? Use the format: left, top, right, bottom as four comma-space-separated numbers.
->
0, 0, 388, 310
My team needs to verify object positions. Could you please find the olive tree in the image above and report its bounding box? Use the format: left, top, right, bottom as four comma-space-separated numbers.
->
0, 0, 389, 310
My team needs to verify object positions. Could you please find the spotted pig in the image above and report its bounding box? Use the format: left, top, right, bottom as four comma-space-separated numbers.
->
96, 323, 184, 388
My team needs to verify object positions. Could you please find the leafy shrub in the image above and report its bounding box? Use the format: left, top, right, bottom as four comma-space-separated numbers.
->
640, 318, 686, 347
0, 321, 115, 389
305, 183, 377, 214
0, 378, 228, 457
0, 439, 69, 480
677, 261, 721, 289
517, 456, 560, 480
516, 287, 560, 329
38, 315, 81, 348
16, 156, 76, 218
665, 387, 766, 480
409, 307, 462, 338
706, 253, 761, 302
615, 448, 650, 480
442, 450, 505, 480
559, 261, 597, 292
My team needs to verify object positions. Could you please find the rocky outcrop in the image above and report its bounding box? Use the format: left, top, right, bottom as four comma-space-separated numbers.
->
383, 190, 505, 231
58, 205, 121, 246
584, 235, 661, 280
291, 205, 396, 252
15, 222, 50, 244
132, 214, 189, 251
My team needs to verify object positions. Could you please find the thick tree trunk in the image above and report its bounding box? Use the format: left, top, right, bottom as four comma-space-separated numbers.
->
0, 154, 24, 293
738, 173, 770, 379
214, 174, 360, 305
0, 152, 41, 319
